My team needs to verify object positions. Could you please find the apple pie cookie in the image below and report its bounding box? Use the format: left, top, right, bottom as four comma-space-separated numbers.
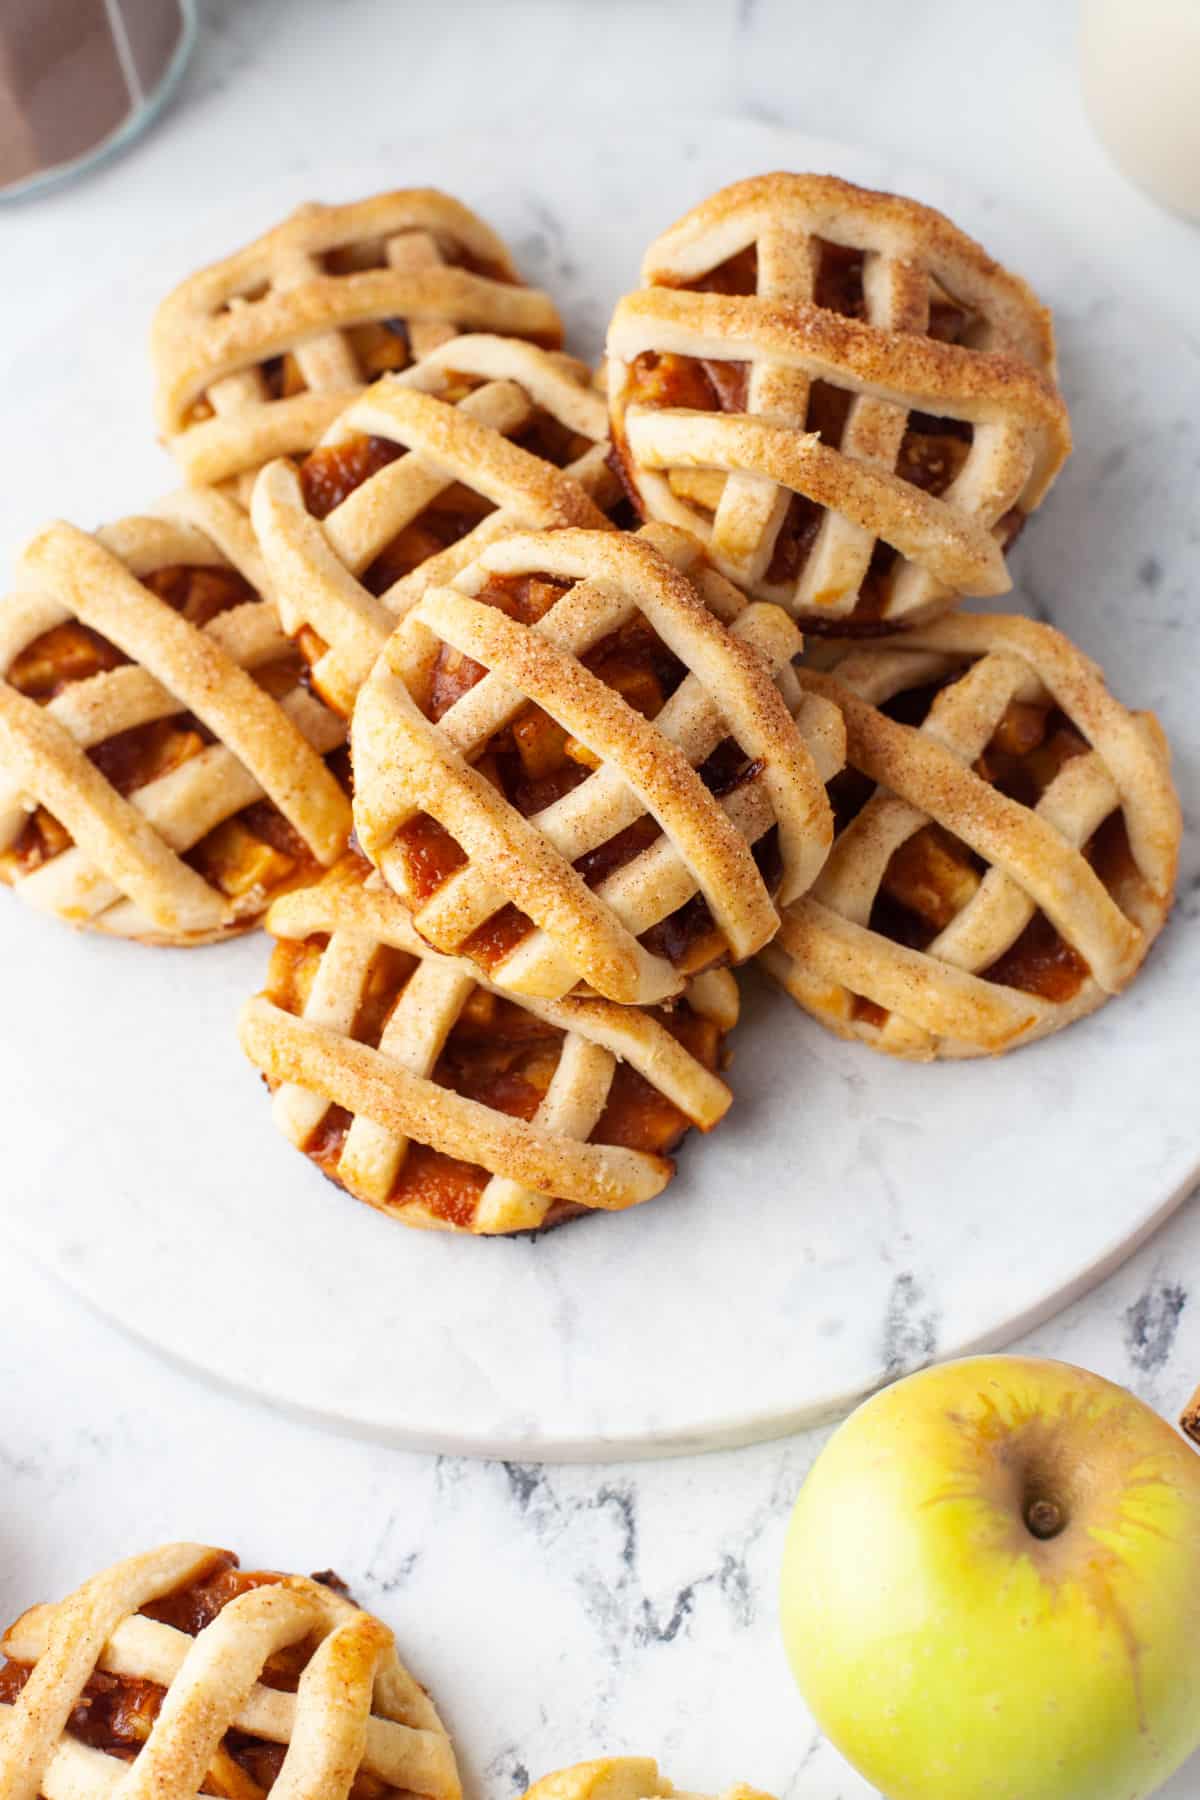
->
251, 337, 616, 717
760, 614, 1179, 1058
0, 490, 350, 944
350, 522, 845, 1004
153, 188, 562, 489
240, 856, 738, 1233
608, 173, 1072, 631
523, 1759, 774, 1800
0, 1541, 459, 1800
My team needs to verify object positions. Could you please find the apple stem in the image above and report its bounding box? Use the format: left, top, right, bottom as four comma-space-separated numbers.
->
1180, 1387, 1200, 1448
1025, 1498, 1064, 1540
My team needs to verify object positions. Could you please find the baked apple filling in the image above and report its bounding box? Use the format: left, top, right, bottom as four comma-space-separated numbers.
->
844, 690, 1104, 1029
184, 236, 519, 425
265, 921, 725, 1230
621, 236, 1016, 626
301, 439, 496, 602
387, 568, 780, 982
0, 565, 332, 905
0, 1553, 378, 1800
324, 233, 497, 388
298, 380, 598, 601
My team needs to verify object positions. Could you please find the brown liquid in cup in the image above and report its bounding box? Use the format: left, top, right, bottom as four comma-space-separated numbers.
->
0, 0, 189, 194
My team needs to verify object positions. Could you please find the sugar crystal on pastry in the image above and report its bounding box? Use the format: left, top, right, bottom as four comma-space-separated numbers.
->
251, 337, 619, 718
153, 187, 563, 490
608, 172, 1072, 632
0, 1542, 459, 1800
349, 521, 845, 1004
761, 613, 1180, 1057
0, 490, 350, 944
241, 855, 740, 1234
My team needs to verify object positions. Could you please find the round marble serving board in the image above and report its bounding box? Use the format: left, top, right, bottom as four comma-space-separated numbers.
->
1, 121, 1197, 1460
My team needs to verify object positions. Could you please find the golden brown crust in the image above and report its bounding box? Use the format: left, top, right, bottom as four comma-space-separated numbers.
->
241, 857, 737, 1234
350, 521, 844, 1005
0, 1542, 459, 1800
760, 614, 1179, 1058
616, 289, 1066, 441
607, 171, 1071, 630
152, 189, 563, 485
641, 173, 1059, 372
251, 339, 615, 718
0, 491, 350, 944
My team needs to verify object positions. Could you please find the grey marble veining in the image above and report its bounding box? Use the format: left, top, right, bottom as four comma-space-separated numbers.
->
2, 2, 1200, 1794
5, 1206, 1200, 1800
3, 114, 1197, 1457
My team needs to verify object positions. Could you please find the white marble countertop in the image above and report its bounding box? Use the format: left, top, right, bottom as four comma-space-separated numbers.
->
3, 2, 1199, 1796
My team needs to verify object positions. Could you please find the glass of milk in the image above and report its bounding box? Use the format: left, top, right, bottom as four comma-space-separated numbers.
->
1080, 0, 1200, 220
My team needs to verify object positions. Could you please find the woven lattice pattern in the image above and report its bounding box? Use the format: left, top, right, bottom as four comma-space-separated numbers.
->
0, 1543, 460, 1800
153, 189, 563, 487
350, 522, 844, 1005
241, 858, 738, 1234
0, 489, 349, 945
761, 614, 1179, 1058
251, 337, 616, 717
607, 173, 1071, 630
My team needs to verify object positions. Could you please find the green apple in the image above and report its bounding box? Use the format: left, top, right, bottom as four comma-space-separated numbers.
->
781, 1355, 1200, 1800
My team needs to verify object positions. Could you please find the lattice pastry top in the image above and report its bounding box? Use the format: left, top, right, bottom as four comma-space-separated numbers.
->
0, 1541, 459, 1800
251, 335, 616, 718
0, 488, 350, 945
153, 188, 563, 487
607, 172, 1072, 631
240, 856, 738, 1234
350, 521, 845, 1005
522, 1758, 774, 1800
760, 614, 1179, 1058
